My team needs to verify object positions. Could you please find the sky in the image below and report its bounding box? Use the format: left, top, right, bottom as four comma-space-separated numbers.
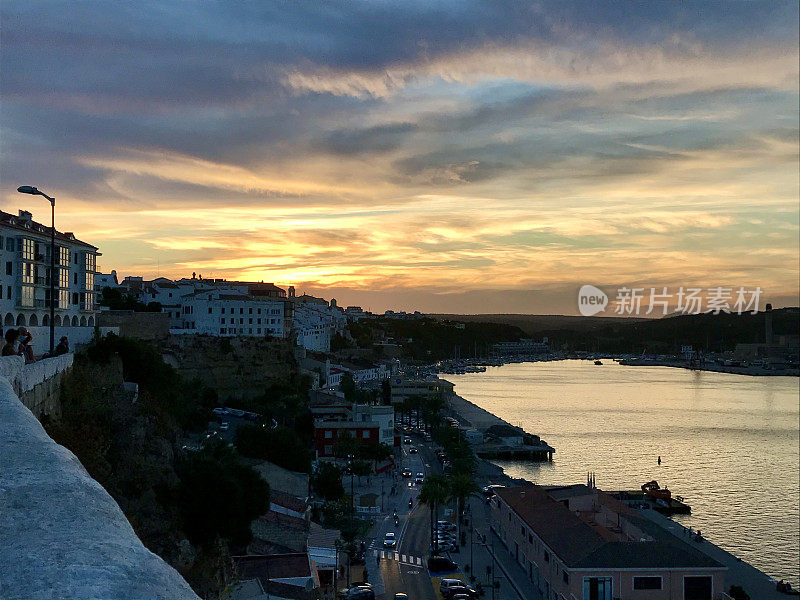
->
1, 1, 798, 314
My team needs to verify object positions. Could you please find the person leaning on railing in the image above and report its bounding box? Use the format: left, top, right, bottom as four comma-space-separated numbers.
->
17, 327, 36, 364
2, 328, 21, 357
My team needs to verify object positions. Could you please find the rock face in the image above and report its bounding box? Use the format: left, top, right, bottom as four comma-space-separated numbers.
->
0, 356, 199, 600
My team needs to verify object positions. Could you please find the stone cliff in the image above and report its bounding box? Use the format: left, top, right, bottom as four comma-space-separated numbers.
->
162, 334, 295, 400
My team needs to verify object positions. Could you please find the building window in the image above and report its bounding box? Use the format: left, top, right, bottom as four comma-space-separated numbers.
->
6, 238, 14, 251
220, 328, 226, 334
23, 262, 34, 285
208, 307, 213, 314
59, 268, 69, 288
257, 308, 261, 314
683, 576, 712, 600
84, 252, 95, 272
83, 292, 94, 311
325, 430, 333, 439
6, 261, 12, 276
249, 307, 252, 314
21, 285, 34, 307
249, 318, 252, 324
73, 292, 79, 305
324, 445, 332, 455
563, 572, 569, 584
544, 550, 549, 562
59, 246, 70, 267
221, 307, 225, 314
239, 307, 243, 314
85, 272, 94, 291
59, 289, 70, 309
23, 238, 35, 260
74, 272, 78, 285
582, 577, 612, 600
633, 577, 661, 591
362, 430, 370, 439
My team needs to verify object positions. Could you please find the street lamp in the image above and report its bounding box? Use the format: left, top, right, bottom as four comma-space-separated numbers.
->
17, 185, 56, 355
347, 454, 355, 514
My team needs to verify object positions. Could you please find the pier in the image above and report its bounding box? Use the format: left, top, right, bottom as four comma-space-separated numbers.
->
447, 391, 554, 461
613, 489, 692, 514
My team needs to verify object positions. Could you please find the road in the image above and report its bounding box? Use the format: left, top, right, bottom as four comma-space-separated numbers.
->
368, 428, 446, 600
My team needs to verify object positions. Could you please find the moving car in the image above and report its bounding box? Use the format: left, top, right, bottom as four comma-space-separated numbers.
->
481, 484, 505, 497
401, 469, 412, 478
394, 595, 409, 600
409, 447, 418, 454
415, 472, 425, 484
383, 532, 397, 548
443, 585, 479, 598
404, 437, 412, 444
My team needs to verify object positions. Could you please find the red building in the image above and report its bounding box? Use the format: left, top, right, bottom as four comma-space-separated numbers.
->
313, 421, 379, 457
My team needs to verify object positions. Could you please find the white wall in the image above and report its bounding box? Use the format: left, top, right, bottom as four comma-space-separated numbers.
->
0, 356, 198, 599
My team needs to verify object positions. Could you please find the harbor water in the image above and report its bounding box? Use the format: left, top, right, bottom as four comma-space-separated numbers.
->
446, 359, 800, 587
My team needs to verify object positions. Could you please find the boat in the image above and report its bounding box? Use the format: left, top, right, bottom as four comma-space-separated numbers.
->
641, 480, 671, 500
594, 360, 603, 365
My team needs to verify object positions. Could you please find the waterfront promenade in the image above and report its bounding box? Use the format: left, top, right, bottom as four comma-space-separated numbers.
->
643, 509, 790, 600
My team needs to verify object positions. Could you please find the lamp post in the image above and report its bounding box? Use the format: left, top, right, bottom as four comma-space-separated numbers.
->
347, 454, 355, 514
17, 186, 56, 355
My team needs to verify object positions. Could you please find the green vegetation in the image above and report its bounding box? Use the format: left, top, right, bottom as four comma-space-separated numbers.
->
342, 317, 524, 362
99, 286, 162, 312
177, 440, 269, 547
47, 334, 283, 596
234, 424, 312, 473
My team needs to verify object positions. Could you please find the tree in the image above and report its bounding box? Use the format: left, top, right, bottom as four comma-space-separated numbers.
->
333, 431, 360, 459
312, 462, 345, 501
176, 441, 269, 548
234, 424, 312, 473
421, 393, 445, 430
340, 372, 357, 400
351, 459, 372, 484
448, 472, 478, 539
419, 474, 451, 555
380, 379, 392, 405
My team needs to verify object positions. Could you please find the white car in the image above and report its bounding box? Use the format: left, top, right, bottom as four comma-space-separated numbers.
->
438, 521, 457, 531
219, 422, 230, 431
383, 532, 397, 548
415, 473, 425, 484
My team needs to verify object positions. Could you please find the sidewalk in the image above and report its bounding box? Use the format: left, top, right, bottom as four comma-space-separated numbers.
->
465, 496, 544, 600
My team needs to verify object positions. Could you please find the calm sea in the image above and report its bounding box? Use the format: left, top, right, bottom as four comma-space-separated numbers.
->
446, 359, 800, 586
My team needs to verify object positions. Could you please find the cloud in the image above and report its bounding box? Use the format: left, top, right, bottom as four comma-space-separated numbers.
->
0, 1, 797, 312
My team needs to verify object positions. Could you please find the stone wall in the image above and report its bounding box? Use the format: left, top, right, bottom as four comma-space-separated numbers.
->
98, 310, 170, 340
0, 356, 199, 600
161, 334, 295, 400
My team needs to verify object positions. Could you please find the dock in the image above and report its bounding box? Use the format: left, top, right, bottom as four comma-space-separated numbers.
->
613, 490, 691, 515
447, 392, 555, 462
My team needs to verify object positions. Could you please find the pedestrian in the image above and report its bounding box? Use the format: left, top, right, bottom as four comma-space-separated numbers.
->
2, 328, 20, 357
55, 336, 69, 356
17, 328, 36, 364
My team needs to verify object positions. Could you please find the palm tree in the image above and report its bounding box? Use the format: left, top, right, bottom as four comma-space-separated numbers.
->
419, 473, 450, 555
448, 472, 478, 540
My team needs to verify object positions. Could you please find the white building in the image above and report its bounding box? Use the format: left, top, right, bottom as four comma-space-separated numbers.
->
292, 295, 346, 353
1, 209, 100, 334
177, 290, 284, 337
352, 403, 395, 446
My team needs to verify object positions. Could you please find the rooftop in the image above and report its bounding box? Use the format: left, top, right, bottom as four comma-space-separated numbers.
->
1, 209, 98, 250
496, 485, 725, 570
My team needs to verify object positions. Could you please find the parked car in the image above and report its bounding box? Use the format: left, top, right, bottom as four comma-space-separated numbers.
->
383, 532, 397, 548
440, 579, 467, 595
212, 407, 228, 416
415, 473, 425, 484
427, 556, 458, 573
438, 520, 457, 531
219, 422, 229, 431
341, 586, 375, 600
394, 594, 409, 600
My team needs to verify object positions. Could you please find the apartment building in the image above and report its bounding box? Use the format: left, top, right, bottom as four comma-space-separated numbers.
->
389, 376, 455, 404
0, 209, 100, 332
492, 485, 726, 600
178, 290, 284, 337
